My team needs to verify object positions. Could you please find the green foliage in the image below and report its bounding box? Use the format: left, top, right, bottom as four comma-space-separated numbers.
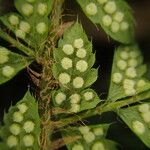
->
76, 0, 135, 43
0, 91, 40, 150
106, 44, 150, 149
0, 0, 54, 49
0, 46, 31, 84
52, 22, 100, 113
0, 0, 150, 149
119, 102, 150, 148
63, 124, 118, 150
108, 44, 150, 101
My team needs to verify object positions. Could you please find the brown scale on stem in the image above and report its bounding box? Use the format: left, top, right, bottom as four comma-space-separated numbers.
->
27, 1, 75, 149
36, 1, 68, 149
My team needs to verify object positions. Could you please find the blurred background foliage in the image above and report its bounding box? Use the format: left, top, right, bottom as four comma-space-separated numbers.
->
0, 0, 150, 149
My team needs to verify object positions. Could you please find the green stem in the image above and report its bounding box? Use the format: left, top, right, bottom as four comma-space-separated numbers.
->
54, 90, 150, 128
0, 28, 34, 56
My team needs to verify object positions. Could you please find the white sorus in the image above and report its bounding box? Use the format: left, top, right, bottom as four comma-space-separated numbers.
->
17, 103, 28, 113
0, 47, 9, 55
84, 91, 94, 101
19, 21, 31, 33
8, 15, 19, 26
104, 1, 117, 14
83, 131, 95, 143
141, 112, 150, 123
92, 141, 105, 150
7, 135, 18, 148
0, 53, 9, 64
61, 57, 73, 70
0, 47, 9, 64
129, 50, 139, 58
93, 127, 104, 136
13, 111, 23, 123
125, 67, 137, 78
128, 59, 138, 67
119, 51, 129, 60
23, 121, 35, 133
23, 134, 34, 147
138, 104, 150, 113
73, 77, 84, 88
117, 60, 127, 70
97, 0, 107, 5
113, 11, 124, 23
21, 3, 33, 16
2, 66, 15, 77
36, 22, 47, 34
124, 81, 136, 95
137, 80, 146, 88
132, 120, 145, 134
111, 21, 120, 33
76, 60, 88, 72
79, 126, 90, 135
74, 38, 84, 49
76, 48, 87, 58
70, 93, 81, 104
102, 15, 112, 27
72, 144, 84, 150
120, 21, 129, 31
15, 29, 26, 39
124, 88, 136, 96
11, 29, 22, 41
112, 72, 123, 84
62, 44, 74, 55
26, 0, 35, 3
70, 104, 80, 113
123, 79, 135, 89
58, 73, 71, 85
55, 92, 66, 105
37, 3, 47, 16
9, 124, 21, 135
85, 3, 97, 16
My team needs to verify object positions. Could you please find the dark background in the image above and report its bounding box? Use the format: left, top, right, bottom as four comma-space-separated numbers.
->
0, 0, 150, 149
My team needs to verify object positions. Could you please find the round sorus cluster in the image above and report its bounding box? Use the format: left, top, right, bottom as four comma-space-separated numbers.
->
112, 46, 146, 96
58, 38, 89, 89
70, 126, 106, 150
5, 103, 37, 148
85, 0, 130, 33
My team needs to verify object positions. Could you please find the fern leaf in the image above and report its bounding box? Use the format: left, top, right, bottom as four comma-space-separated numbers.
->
0, 91, 40, 150
52, 22, 101, 113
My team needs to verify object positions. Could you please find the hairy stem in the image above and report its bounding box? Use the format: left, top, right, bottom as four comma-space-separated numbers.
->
53, 90, 150, 128
0, 28, 34, 56
38, 0, 65, 150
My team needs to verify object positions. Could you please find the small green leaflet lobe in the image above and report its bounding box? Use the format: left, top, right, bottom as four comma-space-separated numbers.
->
63, 124, 118, 150
119, 102, 150, 148
76, 0, 135, 43
0, 91, 40, 150
0, 0, 54, 49
52, 22, 100, 113
0, 46, 30, 85
108, 44, 150, 101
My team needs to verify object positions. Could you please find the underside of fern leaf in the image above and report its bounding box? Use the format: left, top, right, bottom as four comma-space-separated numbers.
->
0, 91, 40, 150
76, 0, 135, 43
52, 22, 101, 113
0, 0, 150, 150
